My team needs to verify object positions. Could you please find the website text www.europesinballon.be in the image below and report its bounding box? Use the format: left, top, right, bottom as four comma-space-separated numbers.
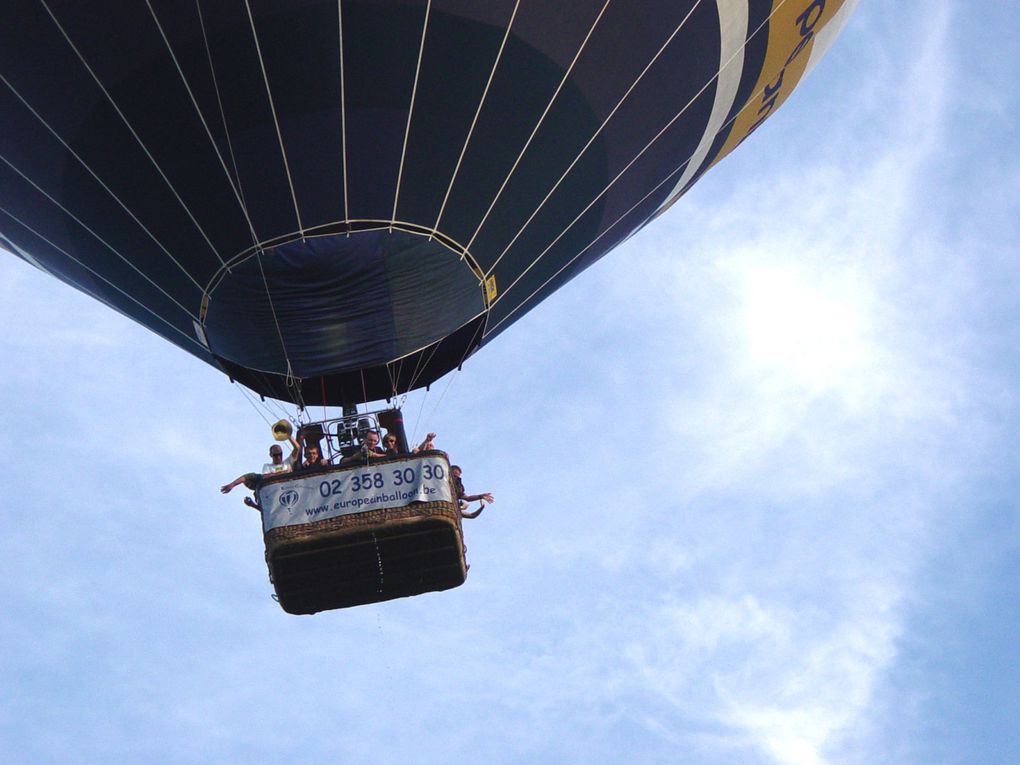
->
304, 489, 423, 517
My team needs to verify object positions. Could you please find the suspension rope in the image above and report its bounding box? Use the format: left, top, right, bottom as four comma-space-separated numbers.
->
242, 0, 304, 235
186, 0, 308, 411
0, 155, 202, 319
234, 382, 274, 427
420, 369, 458, 439
418, 317, 483, 436
252, 244, 305, 410
261, 389, 293, 422
0, 73, 213, 288
404, 331, 450, 396
402, 347, 430, 403
336, 0, 350, 224
483, 0, 706, 278
484, 4, 789, 337
38, 0, 227, 268
463, 0, 613, 254
483, 157, 689, 338
154, 0, 265, 253
390, 0, 433, 227
392, 353, 411, 402
431, 0, 520, 236
409, 382, 429, 448
193, 0, 308, 413
283, 359, 306, 411
384, 360, 398, 403
0, 204, 206, 350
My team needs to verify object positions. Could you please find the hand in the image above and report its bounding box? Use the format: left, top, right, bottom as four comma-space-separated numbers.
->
220, 485, 231, 494
481, 493, 494, 503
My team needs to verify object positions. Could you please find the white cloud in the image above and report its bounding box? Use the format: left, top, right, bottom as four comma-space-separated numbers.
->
5, 3, 1019, 765
478, 6, 969, 764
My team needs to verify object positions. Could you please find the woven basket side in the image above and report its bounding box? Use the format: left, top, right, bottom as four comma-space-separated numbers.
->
264, 500, 461, 552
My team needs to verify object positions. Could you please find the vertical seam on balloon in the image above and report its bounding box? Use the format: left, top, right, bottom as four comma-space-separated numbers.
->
431, 0, 521, 247
657, 0, 841, 213
0, 72, 207, 291
238, 1, 307, 404
483, 1, 786, 338
0, 193, 202, 329
655, 0, 749, 211
462, 0, 614, 255
483, 156, 689, 339
253, 245, 305, 409
337, 0, 350, 227
242, 0, 305, 235
196, 0, 248, 207
391, 0, 434, 229
482, 0, 707, 282
37, 0, 229, 270
1, 204, 206, 348
153, 0, 265, 260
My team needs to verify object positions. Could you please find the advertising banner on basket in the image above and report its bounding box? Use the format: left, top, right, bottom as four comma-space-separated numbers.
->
257, 456, 454, 531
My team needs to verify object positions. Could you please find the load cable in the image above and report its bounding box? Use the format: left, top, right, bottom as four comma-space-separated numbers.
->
483, 1, 790, 337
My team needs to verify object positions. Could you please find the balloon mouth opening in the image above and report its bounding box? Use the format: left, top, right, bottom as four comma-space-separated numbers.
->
201, 227, 487, 379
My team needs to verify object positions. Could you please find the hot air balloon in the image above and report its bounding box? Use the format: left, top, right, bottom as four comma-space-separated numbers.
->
1, 0, 856, 406
1, 0, 856, 611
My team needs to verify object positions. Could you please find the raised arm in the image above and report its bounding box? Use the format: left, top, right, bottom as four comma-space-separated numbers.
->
413, 432, 437, 453
221, 475, 248, 493
286, 434, 301, 465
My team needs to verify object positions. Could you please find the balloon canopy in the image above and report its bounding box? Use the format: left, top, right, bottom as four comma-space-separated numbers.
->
0, 0, 855, 406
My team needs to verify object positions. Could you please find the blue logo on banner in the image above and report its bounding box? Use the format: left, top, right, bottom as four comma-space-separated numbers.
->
279, 490, 299, 508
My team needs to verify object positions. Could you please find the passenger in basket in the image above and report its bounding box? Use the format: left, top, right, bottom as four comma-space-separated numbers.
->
381, 432, 402, 457
220, 433, 300, 500
341, 430, 386, 464
300, 442, 330, 470
263, 435, 300, 475
221, 434, 299, 512
450, 464, 494, 518
413, 432, 437, 453
220, 472, 260, 495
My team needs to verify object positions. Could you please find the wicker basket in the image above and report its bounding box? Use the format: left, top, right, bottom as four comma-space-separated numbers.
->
264, 500, 466, 614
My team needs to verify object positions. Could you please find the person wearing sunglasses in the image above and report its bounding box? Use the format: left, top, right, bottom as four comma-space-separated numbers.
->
381, 432, 402, 457
220, 433, 300, 504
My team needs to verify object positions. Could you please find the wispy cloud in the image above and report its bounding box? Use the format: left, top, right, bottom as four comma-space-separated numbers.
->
469, 6, 967, 764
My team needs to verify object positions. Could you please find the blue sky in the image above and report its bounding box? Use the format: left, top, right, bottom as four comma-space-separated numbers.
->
3, 2, 1020, 763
